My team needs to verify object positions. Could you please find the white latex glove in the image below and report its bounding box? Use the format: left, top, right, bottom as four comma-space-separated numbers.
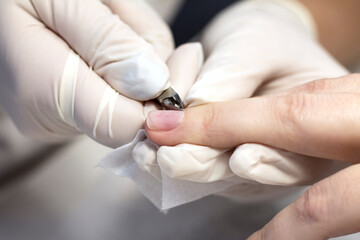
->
100, 43, 212, 210
147, 0, 350, 185
0, 0, 173, 148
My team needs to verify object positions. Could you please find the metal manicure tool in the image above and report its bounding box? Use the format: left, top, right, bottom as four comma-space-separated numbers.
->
155, 87, 184, 111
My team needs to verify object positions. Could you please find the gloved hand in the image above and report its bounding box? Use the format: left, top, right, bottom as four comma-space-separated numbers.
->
146, 0, 349, 185
0, 0, 173, 148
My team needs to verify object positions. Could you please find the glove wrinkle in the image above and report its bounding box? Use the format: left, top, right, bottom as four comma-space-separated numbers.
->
58, 51, 80, 128
92, 86, 119, 139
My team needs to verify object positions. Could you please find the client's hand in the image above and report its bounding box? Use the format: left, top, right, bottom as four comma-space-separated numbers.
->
146, 74, 360, 239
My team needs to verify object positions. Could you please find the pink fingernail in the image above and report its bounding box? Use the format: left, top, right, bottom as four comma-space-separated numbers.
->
147, 110, 184, 131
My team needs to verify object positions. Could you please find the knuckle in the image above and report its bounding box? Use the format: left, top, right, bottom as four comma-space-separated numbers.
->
294, 183, 332, 224
273, 94, 310, 138
201, 103, 222, 140
202, 103, 218, 129
305, 79, 328, 93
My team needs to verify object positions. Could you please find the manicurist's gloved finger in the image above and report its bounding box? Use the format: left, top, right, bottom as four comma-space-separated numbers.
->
102, 0, 174, 61
164, 43, 203, 99
228, 144, 346, 186
146, 75, 360, 163
31, 0, 171, 101
72, 56, 145, 148
248, 164, 360, 240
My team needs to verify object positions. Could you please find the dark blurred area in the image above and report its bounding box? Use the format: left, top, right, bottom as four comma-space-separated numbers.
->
171, 0, 240, 45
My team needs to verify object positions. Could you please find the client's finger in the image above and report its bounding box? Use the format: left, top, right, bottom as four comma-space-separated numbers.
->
146, 93, 360, 163
249, 164, 360, 240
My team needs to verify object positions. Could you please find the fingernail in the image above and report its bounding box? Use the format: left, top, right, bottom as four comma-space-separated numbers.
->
147, 110, 184, 131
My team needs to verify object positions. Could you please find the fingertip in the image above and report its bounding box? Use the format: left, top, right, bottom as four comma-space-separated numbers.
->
144, 125, 173, 147
146, 110, 184, 132
181, 42, 204, 74
144, 110, 184, 146
146, 103, 229, 148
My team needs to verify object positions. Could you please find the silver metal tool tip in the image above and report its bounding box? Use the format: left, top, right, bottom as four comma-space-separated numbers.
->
155, 87, 184, 110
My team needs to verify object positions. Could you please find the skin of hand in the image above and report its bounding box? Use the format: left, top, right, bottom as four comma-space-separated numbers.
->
145, 74, 360, 238
0, 0, 174, 148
